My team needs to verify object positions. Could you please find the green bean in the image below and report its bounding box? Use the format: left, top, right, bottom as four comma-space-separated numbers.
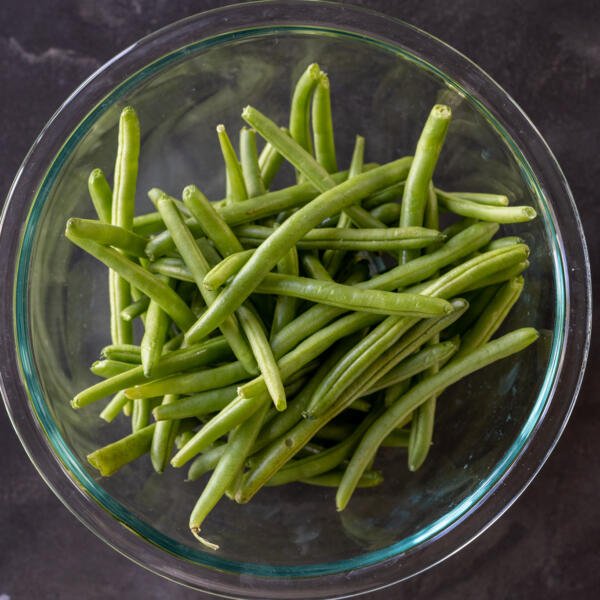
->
187, 444, 227, 481
153, 192, 257, 374
216, 124, 247, 202
368, 339, 460, 393
300, 252, 334, 281
381, 428, 411, 448
125, 360, 250, 399
311, 71, 337, 173
188, 403, 269, 549
263, 409, 380, 487
239, 127, 266, 198
120, 296, 150, 322
461, 260, 529, 292
87, 168, 112, 223
99, 390, 130, 423
483, 236, 524, 252
101, 344, 142, 364
154, 385, 238, 421
254, 273, 452, 317
141, 275, 172, 377
438, 192, 536, 223
87, 423, 155, 477
289, 62, 321, 157
336, 328, 539, 509
362, 181, 405, 209
399, 104, 451, 264
203, 250, 254, 290
90, 359, 134, 378
133, 212, 165, 236
66, 218, 148, 257
270, 246, 300, 338
300, 470, 383, 488
370, 202, 401, 224
181, 185, 244, 255
384, 379, 411, 408
407, 182, 441, 471
235, 224, 444, 250
237, 304, 286, 410
258, 130, 287, 189
314, 421, 355, 442
132, 396, 155, 432
443, 218, 478, 239
455, 277, 524, 359
437, 189, 509, 207
66, 232, 196, 331
109, 107, 140, 346
443, 285, 500, 338
185, 157, 413, 343
150, 394, 180, 473
176, 430, 196, 451
72, 336, 231, 408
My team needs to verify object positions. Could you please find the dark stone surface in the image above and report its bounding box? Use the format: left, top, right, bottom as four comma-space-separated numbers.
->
0, 1, 597, 598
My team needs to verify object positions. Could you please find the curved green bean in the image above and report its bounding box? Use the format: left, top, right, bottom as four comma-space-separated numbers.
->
289, 62, 321, 156
311, 71, 337, 173
239, 127, 266, 198
66, 218, 148, 257
438, 192, 536, 223
120, 296, 150, 322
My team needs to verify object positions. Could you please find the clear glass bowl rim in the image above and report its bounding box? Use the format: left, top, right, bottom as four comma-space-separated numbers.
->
0, 1, 591, 599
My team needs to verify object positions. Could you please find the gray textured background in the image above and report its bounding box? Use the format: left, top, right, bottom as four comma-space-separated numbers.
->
1, 1, 598, 598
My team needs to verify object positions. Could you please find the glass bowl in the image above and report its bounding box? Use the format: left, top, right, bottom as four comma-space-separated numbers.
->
0, 2, 591, 598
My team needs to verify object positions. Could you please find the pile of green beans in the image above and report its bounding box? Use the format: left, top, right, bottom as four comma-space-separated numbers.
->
67, 62, 538, 549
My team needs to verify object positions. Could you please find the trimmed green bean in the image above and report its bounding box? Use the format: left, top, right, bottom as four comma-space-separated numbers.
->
336, 328, 539, 509
154, 385, 238, 421
187, 444, 226, 481
258, 130, 287, 189
99, 390, 130, 423
101, 344, 142, 364
270, 246, 300, 338
438, 192, 536, 223
483, 236, 524, 252
87, 168, 112, 223
216, 124, 247, 202
120, 297, 150, 322
461, 260, 529, 292
87, 423, 155, 477
125, 360, 250, 399
141, 275, 172, 377
300, 470, 383, 488
66, 218, 148, 257
311, 71, 337, 173
235, 224, 444, 251
239, 127, 266, 198
203, 249, 254, 290
399, 104, 451, 264
289, 62, 321, 156
90, 359, 134, 378
437, 189, 509, 207
253, 273, 453, 317
370, 202, 401, 224
132, 397, 154, 432
151, 394, 180, 473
